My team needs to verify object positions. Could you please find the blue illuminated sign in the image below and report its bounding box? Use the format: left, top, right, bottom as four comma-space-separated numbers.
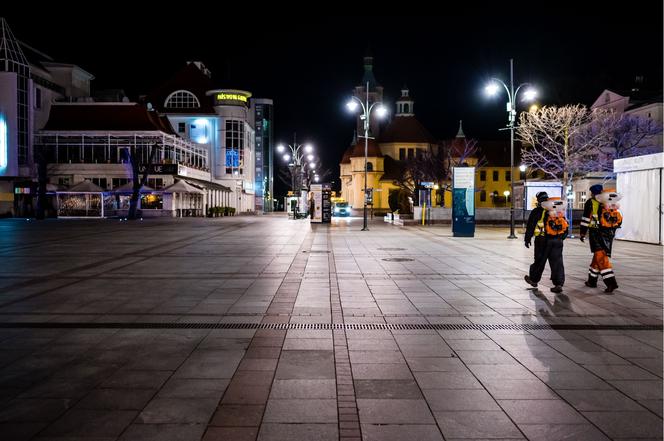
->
225, 149, 239, 167
0, 115, 7, 170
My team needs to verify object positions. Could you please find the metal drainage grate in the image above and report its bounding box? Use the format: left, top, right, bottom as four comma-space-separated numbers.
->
302, 250, 331, 254
0, 322, 660, 331
382, 257, 415, 262
378, 248, 406, 251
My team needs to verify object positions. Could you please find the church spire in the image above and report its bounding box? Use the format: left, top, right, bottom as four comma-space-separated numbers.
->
456, 120, 465, 138
361, 48, 379, 88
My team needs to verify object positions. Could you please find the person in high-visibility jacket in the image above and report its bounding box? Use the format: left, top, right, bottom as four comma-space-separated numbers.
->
580, 185, 623, 292
524, 192, 568, 293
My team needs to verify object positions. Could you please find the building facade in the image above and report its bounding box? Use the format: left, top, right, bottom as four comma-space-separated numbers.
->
253, 98, 274, 212
0, 18, 95, 216
0, 17, 275, 218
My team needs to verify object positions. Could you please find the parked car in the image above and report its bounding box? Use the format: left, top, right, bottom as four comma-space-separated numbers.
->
333, 202, 351, 217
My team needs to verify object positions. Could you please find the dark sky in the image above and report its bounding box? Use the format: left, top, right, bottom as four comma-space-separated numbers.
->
5, 11, 663, 196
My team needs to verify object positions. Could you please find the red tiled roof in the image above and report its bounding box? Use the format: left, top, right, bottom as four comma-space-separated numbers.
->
350, 138, 382, 158
380, 116, 435, 144
42, 104, 176, 134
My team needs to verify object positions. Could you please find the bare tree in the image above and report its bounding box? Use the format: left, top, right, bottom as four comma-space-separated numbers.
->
517, 105, 608, 190
581, 112, 663, 173
440, 138, 487, 205
444, 138, 486, 179
128, 143, 158, 220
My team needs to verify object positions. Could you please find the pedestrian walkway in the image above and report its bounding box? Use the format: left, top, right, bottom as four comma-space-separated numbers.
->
0, 216, 660, 440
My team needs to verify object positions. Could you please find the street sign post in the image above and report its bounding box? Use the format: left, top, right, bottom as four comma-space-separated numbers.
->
452, 167, 475, 237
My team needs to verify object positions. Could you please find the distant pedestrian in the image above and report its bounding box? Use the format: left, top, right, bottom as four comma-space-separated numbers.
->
524, 192, 569, 293
580, 186, 623, 292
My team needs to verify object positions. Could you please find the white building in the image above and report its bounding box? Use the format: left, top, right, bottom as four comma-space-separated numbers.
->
1, 17, 273, 217
0, 17, 95, 216
147, 62, 264, 213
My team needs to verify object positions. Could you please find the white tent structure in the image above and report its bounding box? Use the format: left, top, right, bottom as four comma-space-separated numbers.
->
56, 181, 105, 218
163, 179, 205, 217
614, 152, 664, 244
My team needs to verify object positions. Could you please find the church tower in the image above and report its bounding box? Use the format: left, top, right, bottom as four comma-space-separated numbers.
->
395, 86, 414, 117
352, 53, 384, 137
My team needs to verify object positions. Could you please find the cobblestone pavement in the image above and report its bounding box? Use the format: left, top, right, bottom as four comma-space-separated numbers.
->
0, 215, 661, 440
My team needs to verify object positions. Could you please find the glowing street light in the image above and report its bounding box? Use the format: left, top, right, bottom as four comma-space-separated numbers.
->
346, 82, 388, 231
483, 58, 537, 239
277, 135, 316, 193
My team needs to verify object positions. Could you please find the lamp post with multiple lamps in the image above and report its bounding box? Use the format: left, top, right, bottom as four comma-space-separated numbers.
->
276, 136, 317, 214
346, 82, 388, 231
484, 59, 537, 239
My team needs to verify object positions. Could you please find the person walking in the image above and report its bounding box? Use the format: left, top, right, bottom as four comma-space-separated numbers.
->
524, 192, 568, 293
580, 185, 623, 292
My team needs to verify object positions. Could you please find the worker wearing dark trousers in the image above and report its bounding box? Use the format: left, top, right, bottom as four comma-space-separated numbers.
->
524, 192, 566, 293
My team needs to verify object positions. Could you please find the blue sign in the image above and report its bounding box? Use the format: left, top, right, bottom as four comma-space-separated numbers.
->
225, 149, 239, 167
452, 167, 475, 237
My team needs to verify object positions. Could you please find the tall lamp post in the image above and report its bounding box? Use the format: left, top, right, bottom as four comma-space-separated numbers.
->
346, 82, 387, 231
276, 135, 315, 213
484, 59, 537, 239
519, 164, 527, 227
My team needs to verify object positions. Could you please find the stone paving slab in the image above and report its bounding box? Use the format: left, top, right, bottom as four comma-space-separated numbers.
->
0, 217, 661, 440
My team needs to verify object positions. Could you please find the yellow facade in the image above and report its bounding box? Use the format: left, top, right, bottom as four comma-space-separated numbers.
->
442, 166, 514, 208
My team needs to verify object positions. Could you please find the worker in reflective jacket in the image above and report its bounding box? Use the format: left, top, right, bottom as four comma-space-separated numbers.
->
580, 185, 623, 293
524, 192, 568, 293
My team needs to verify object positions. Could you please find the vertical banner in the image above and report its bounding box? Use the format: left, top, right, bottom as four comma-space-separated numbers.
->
322, 183, 331, 223
452, 167, 475, 237
310, 184, 323, 223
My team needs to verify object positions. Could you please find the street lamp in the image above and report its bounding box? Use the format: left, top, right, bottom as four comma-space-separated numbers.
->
277, 134, 315, 196
519, 164, 527, 227
346, 81, 388, 231
484, 59, 537, 239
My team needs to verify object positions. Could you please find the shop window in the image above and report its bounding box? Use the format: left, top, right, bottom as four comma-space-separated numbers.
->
112, 178, 129, 189
140, 193, 163, 209
91, 177, 107, 189
147, 178, 164, 189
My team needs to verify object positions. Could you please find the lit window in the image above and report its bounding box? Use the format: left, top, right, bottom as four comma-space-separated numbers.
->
165, 90, 201, 109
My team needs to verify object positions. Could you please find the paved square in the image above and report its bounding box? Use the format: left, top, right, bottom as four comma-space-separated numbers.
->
0, 216, 661, 440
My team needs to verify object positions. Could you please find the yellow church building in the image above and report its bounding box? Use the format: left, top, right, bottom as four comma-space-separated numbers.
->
339, 56, 523, 214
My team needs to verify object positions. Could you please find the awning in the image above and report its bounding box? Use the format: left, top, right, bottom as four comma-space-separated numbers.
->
64, 181, 105, 193
113, 182, 157, 193
163, 179, 205, 194
182, 177, 232, 192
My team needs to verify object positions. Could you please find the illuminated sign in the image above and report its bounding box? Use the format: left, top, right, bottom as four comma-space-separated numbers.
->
209, 89, 252, 107
216, 93, 248, 103
0, 116, 6, 169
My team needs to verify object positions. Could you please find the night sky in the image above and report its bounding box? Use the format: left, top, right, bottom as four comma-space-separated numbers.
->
5, 11, 663, 197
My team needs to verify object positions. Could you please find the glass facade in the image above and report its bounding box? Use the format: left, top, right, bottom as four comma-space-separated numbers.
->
254, 101, 274, 212
224, 119, 245, 175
